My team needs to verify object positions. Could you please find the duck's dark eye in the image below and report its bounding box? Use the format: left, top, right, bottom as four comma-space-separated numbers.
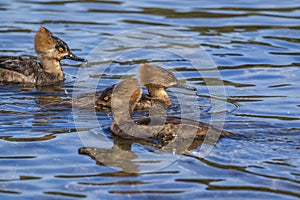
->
103, 96, 109, 101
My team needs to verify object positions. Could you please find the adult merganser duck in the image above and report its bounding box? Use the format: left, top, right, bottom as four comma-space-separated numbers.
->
0, 26, 86, 85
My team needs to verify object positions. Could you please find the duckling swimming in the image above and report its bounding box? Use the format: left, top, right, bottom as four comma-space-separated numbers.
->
0, 26, 86, 85
95, 63, 195, 112
110, 78, 234, 141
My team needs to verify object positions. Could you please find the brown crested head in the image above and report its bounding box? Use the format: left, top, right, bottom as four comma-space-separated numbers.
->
111, 78, 142, 115
34, 26, 55, 55
139, 63, 196, 91
34, 26, 86, 62
139, 63, 177, 88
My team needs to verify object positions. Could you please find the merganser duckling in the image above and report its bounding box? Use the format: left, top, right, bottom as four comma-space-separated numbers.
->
95, 63, 195, 112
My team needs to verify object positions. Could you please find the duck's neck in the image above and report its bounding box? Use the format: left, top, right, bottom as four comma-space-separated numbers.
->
147, 84, 172, 108
38, 54, 64, 80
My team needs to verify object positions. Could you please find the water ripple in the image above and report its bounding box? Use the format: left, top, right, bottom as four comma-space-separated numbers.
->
0, 0, 299, 199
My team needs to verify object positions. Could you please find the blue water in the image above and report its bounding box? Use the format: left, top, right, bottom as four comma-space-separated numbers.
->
0, 0, 299, 199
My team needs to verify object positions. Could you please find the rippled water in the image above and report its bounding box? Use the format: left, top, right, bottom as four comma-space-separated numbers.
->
1, 0, 300, 199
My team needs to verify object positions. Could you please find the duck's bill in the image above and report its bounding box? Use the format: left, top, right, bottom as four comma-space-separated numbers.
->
65, 52, 87, 62
175, 82, 196, 91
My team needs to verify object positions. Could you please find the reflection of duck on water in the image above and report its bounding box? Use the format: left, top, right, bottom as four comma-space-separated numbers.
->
110, 77, 235, 141
95, 63, 196, 113
79, 143, 139, 173
0, 27, 86, 86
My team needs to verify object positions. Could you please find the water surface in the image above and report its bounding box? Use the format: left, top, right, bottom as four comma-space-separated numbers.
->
0, 0, 300, 199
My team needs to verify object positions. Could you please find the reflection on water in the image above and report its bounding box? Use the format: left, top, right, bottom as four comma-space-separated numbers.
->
0, 0, 300, 199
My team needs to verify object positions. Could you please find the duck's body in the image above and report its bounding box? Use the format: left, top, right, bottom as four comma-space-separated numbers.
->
109, 77, 235, 141
111, 115, 233, 140
0, 56, 63, 85
0, 27, 85, 86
